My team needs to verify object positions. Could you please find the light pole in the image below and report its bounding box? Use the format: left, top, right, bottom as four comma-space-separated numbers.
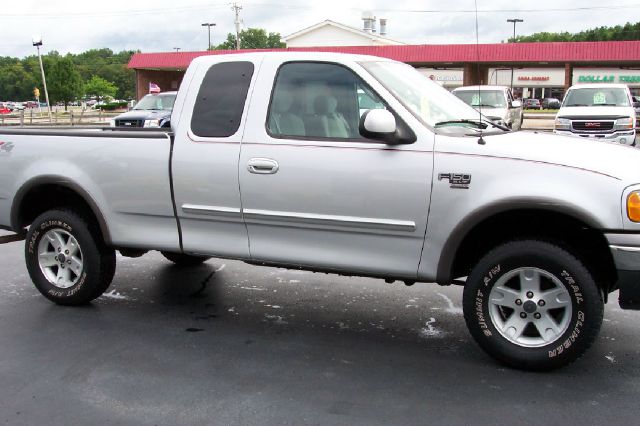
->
507, 18, 523, 92
32, 34, 52, 123
173, 47, 181, 52
201, 23, 216, 50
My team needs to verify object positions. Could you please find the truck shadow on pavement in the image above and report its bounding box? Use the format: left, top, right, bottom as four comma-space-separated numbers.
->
14, 255, 640, 424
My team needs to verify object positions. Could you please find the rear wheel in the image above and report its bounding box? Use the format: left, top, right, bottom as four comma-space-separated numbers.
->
462, 240, 603, 370
161, 251, 211, 266
25, 209, 116, 305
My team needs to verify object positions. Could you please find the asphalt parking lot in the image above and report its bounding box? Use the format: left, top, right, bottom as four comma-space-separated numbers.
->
1, 233, 640, 425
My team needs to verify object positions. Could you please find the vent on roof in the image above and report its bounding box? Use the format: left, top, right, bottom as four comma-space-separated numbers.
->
362, 11, 375, 34
379, 18, 387, 36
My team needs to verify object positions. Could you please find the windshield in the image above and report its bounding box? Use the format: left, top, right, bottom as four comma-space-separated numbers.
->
563, 87, 630, 107
133, 93, 176, 111
453, 90, 506, 108
360, 61, 492, 129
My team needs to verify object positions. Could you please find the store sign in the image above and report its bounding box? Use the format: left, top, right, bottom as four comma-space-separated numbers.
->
573, 69, 640, 86
416, 68, 464, 86
490, 68, 565, 86
518, 76, 550, 81
577, 75, 615, 83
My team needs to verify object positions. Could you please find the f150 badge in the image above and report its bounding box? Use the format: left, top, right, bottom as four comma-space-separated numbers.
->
438, 172, 471, 189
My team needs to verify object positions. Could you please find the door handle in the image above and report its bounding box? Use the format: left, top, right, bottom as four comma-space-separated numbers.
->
247, 158, 279, 174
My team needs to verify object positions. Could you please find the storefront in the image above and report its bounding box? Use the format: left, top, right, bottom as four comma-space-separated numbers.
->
488, 68, 566, 99
129, 40, 640, 101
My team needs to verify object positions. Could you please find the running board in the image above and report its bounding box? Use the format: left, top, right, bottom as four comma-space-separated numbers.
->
0, 232, 26, 244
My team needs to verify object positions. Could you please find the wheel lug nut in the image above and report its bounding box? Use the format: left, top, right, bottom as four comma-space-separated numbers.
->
534, 313, 541, 319
54, 256, 58, 261
65, 250, 69, 255
538, 300, 546, 307
520, 312, 527, 319
526, 291, 534, 299
67, 260, 71, 265
61, 265, 65, 269
57, 248, 61, 252
515, 299, 522, 306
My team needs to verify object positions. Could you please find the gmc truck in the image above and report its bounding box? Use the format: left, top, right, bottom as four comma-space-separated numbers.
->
1, 52, 640, 370
554, 83, 637, 146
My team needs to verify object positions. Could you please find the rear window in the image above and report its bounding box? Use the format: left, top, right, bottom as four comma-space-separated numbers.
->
191, 61, 254, 138
563, 87, 630, 107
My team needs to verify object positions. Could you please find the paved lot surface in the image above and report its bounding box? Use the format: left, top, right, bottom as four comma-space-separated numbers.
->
1, 236, 640, 425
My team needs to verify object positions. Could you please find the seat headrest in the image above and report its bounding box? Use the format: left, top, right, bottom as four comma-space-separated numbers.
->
313, 95, 338, 114
272, 91, 294, 113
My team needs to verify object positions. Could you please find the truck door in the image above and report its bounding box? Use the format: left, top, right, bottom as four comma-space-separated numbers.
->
171, 60, 257, 258
239, 60, 433, 278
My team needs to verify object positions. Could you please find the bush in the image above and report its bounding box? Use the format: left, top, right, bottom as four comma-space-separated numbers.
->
96, 101, 128, 111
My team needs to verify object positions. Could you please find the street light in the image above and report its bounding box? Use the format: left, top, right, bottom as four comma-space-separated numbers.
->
32, 34, 52, 123
201, 23, 216, 50
173, 47, 181, 52
507, 19, 524, 92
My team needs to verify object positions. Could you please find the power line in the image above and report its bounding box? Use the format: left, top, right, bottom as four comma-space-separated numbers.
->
1, 3, 640, 19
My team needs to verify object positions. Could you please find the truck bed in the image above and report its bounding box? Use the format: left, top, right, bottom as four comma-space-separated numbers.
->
0, 127, 180, 251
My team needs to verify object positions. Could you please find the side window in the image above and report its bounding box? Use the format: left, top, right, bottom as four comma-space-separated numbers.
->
267, 62, 388, 140
191, 61, 254, 138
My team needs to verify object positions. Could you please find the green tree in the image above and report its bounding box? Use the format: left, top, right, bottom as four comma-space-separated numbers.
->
0, 61, 36, 101
512, 21, 640, 42
215, 28, 285, 50
84, 75, 117, 102
46, 57, 84, 110
72, 48, 137, 99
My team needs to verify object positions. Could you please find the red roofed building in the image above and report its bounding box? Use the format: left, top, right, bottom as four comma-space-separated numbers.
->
128, 41, 640, 100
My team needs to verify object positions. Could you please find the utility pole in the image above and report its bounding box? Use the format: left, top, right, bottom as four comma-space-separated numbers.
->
32, 35, 52, 123
507, 18, 523, 92
231, 3, 242, 50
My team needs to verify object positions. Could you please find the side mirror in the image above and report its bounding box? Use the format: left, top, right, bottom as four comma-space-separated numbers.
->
633, 102, 640, 108
359, 109, 397, 142
511, 100, 522, 108
359, 109, 416, 145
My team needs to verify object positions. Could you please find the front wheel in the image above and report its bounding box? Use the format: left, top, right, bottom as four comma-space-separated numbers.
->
25, 209, 116, 305
463, 240, 603, 371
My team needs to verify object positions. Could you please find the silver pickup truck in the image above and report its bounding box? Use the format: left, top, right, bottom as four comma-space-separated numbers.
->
1, 52, 640, 370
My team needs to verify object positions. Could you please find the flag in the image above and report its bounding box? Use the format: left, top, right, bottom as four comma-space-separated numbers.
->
149, 82, 161, 94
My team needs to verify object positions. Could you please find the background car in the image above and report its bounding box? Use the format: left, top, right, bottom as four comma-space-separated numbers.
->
542, 98, 561, 109
452, 85, 523, 130
523, 98, 541, 110
111, 91, 177, 128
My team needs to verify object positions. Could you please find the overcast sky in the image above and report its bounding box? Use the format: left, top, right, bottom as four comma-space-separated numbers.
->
1, 1, 639, 58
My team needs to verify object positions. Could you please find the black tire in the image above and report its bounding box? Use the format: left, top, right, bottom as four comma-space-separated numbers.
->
161, 251, 211, 266
462, 240, 603, 371
25, 209, 116, 306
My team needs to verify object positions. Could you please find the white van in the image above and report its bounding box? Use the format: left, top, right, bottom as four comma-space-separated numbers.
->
554, 83, 636, 146
452, 85, 523, 130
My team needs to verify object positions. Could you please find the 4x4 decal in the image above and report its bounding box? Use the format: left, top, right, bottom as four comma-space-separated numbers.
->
0, 141, 14, 153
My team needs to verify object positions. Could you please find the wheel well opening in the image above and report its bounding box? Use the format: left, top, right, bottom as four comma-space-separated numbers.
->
16, 184, 107, 242
450, 209, 617, 293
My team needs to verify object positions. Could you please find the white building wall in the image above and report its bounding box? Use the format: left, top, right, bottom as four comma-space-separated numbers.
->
286, 26, 375, 47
